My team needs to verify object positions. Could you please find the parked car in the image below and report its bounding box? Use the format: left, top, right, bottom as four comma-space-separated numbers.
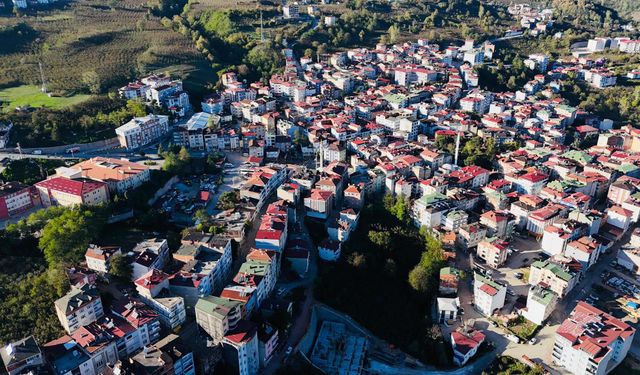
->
514, 272, 524, 279
506, 334, 520, 344
285, 346, 293, 355
529, 338, 537, 345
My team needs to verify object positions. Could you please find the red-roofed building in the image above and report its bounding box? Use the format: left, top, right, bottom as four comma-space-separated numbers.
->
35, 177, 109, 207
451, 328, 485, 366
449, 165, 490, 188
110, 297, 161, 346
553, 302, 635, 375
222, 320, 259, 375
304, 189, 334, 219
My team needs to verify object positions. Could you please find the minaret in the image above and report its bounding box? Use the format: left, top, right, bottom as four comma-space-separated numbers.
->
454, 131, 461, 166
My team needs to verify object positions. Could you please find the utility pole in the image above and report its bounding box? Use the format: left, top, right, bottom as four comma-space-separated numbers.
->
38, 62, 47, 94
260, 10, 265, 43
16, 142, 23, 160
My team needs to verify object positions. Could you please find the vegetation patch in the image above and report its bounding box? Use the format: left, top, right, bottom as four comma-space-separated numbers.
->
0, 85, 92, 112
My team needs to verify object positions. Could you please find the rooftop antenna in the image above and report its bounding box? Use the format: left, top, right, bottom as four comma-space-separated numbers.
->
454, 130, 461, 166
38, 62, 47, 94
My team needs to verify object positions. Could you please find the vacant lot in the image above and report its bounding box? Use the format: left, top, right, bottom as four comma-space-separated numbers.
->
0, 85, 91, 112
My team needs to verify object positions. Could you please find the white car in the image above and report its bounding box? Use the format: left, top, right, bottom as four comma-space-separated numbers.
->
285, 346, 293, 355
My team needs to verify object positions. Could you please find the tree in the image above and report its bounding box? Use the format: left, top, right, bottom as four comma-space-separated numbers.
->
109, 254, 132, 280
408, 265, 430, 293
348, 252, 367, 269
387, 24, 400, 44
39, 207, 106, 268
82, 70, 102, 94
368, 230, 392, 249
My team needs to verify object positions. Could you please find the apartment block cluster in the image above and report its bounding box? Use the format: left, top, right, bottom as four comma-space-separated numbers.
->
11, 0, 57, 9
0, 157, 151, 221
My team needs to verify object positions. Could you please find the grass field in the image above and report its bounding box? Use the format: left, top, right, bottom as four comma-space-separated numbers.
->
0, 0, 215, 101
0, 85, 91, 112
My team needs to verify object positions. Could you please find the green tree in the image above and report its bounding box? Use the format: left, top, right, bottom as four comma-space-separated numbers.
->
408, 265, 430, 293
109, 254, 132, 280
39, 207, 106, 268
387, 24, 400, 44
368, 230, 392, 249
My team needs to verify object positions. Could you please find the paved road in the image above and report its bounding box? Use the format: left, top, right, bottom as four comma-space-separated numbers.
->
262, 207, 319, 375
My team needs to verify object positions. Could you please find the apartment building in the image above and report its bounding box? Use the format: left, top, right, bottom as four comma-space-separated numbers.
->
54, 284, 104, 334
195, 296, 243, 345
85, 245, 122, 273
115, 115, 170, 150
529, 258, 580, 297
473, 273, 506, 316
43, 336, 95, 375
126, 334, 195, 375
221, 321, 260, 375
480, 210, 516, 239
477, 238, 509, 268
135, 269, 187, 330
1, 336, 44, 375
304, 189, 334, 219
553, 302, 635, 375
522, 284, 558, 325
131, 238, 170, 281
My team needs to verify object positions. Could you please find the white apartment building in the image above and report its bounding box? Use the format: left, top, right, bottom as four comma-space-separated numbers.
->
54, 285, 104, 334
522, 285, 558, 325
84, 245, 122, 273
553, 302, 635, 375
131, 238, 170, 281
115, 115, 169, 150
473, 273, 506, 316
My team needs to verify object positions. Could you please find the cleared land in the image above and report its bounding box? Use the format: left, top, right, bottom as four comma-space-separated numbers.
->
0, 85, 91, 112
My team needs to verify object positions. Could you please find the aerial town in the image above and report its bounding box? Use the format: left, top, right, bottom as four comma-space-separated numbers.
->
1, 0, 640, 375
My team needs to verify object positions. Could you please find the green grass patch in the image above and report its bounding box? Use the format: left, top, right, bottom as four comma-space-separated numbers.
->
0, 85, 92, 113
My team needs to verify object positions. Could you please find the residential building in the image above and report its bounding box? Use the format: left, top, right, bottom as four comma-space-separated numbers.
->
522, 285, 558, 325
451, 328, 485, 366
437, 297, 460, 323
529, 258, 580, 297
221, 321, 260, 375
553, 302, 635, 375
477, 238, 509, 268
439, 267, 460, 295
131, 238, 170, 281
54, 284, 104, 334
473, 273, 506, 316
43, 336, 94, 375
318, 238, 342, 261
115, 115, 170, 150
304, 189, 334, 219
565, 236, 603, 270
85, 245, 122, 273
456, 223, 487, 250
1, 336, 44, 375
195, 296, 243, 345
480, 210, 516, 239
127, 334, 195, 375
617, 248, 640, 275
257, 323, 278, 368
